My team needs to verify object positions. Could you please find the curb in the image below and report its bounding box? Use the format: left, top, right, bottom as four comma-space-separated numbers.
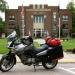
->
59, 59, 75, 63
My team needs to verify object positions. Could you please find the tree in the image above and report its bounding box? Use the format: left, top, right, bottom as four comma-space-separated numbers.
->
0, 0, 8, 12
67, 0, 75, 33
0, 17, 5, 36
0, 18, 5, 31
67, 0, 75, 13
0, 0, 8, 36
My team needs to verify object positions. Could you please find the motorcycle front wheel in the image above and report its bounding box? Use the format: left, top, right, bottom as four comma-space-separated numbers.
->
0, 56, 15, 72
42, 60, 58, 69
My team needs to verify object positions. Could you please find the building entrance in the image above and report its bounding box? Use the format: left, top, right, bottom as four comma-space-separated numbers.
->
33, 29, 47, 38
37, 31, 41, 38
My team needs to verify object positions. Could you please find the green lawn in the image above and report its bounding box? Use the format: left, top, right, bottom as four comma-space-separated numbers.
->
0, 38, 40, 54
61, 39, 75, 51
0, 39, 9, 54
0, 38, 75, 54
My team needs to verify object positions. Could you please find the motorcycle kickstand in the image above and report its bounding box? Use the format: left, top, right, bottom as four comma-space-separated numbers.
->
33, 64, 36, 72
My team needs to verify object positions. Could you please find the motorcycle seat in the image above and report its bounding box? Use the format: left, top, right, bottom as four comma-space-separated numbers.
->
35, 44, 48, 53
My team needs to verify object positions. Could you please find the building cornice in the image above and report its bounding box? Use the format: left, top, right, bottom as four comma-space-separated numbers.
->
26, 9, 51, 11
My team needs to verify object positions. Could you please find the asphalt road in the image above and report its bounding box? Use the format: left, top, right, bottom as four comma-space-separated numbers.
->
0, 63, 75, 75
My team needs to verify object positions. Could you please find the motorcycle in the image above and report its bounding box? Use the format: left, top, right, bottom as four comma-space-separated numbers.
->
0, 31, 63, 72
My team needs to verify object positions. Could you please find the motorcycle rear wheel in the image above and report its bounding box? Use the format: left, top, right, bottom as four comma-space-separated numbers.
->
0, 56, 15, 72
42, 60, 58, 69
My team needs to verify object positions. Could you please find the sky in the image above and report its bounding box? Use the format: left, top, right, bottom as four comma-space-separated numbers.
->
5, 0, 73, 9
0, 0, 75, 20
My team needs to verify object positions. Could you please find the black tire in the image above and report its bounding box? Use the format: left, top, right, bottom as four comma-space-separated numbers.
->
0, 56, 15, 72
42, 60, 58, 69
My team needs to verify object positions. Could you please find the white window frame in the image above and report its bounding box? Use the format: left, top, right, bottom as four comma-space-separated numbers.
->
62, 15, 68, 21
53, 12, 56, 21
33, 15, 44, 23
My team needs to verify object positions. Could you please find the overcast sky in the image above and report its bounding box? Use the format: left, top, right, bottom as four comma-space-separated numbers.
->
0, 0, 75, 20
5, 0, 73, 9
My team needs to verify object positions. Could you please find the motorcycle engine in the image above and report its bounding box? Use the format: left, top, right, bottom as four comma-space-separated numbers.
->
22, 57, 35, 65
26, 58, 35, 63
25, 58, 35, 65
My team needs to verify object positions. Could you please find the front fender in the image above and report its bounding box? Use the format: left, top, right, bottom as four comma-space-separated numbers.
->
1, 53, 16, 65
13, 56, 16, 65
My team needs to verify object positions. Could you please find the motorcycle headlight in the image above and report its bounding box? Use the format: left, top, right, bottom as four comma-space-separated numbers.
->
6, 42, 12, 48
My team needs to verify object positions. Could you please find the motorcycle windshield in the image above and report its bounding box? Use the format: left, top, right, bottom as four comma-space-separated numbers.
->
7, 31, 16, 41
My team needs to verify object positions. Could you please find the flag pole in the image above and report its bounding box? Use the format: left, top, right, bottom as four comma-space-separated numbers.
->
59, 17, 60, 40
21, 4, 25, 38
58, 0, 61, 40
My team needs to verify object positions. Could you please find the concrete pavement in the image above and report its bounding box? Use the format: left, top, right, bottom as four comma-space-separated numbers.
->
1, 63, 75, 75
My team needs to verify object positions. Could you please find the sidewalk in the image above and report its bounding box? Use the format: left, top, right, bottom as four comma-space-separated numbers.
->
59, 52, 75, 63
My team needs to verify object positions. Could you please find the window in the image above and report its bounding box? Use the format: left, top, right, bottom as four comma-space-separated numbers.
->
12, 15, 15, 19
9, 15, 15, 21
52, 24, 57, 31
53, 12, 56, 21
42, 5, 44, 9
39, 16, 41, 23
62, 24, 68, 37
36, 16, 38, 23
62, 15, 68, 21
33, 15, 44, 23
8, 26, 15, 29
37, 5, 40, 9
8, 22, 15, 29
9, 22, 15, 25
62, 24, 68, 29
33, 5, 36, 9
33, 5, 44, 9
62, 29, 68, 35
35, 5, 37, 9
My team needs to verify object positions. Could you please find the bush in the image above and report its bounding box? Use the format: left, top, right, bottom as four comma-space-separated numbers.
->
72, 48, 75, 53
66, 48, 75, 54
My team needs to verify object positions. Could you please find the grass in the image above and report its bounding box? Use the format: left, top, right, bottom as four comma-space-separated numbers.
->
0, 38, 40, 54
33, 41, 40, 48
0, 38, 75, 54
61, 39, 75, 51
0, 38, 9, 54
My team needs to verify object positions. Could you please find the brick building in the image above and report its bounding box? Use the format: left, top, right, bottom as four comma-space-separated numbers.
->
5, 5, 72, 38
